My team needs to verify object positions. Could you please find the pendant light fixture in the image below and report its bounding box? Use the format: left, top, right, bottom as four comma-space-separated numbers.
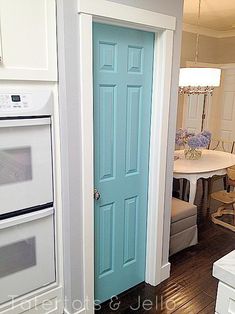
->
179, 0, 221, 95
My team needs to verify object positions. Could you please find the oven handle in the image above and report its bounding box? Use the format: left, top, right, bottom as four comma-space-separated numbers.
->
0, 118, 51, 128
0, 207, 53, 230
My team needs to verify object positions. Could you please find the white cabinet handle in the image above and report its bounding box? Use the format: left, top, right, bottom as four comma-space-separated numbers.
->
0, 118, 51, 128
0, 208, 54, 230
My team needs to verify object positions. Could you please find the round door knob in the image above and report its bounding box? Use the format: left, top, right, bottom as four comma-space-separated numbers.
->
94, 189, 101, 200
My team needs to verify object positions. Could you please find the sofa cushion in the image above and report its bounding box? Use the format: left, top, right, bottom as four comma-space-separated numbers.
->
171, 197, 197, 223
170, 225, 198, 256
171, 214, 197, 235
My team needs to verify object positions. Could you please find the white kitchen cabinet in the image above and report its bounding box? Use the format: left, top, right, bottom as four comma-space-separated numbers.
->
0, 0, 57, 81
213, 250, 235, 314
216, 282, 235, 314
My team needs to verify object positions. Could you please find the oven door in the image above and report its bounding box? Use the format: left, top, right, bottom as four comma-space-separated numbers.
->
0, 208, 55, 304
0, 118, 53, 215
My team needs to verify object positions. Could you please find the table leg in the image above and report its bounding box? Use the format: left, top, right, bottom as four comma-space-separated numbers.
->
183, 181, 190, 201
179, 179, 183, 199
189, 180, 197, 204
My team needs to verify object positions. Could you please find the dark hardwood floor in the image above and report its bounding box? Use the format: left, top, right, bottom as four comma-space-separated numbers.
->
97, 211, 235, 313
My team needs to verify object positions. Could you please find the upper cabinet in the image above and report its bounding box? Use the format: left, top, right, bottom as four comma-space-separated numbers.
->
0, 0, 57, 81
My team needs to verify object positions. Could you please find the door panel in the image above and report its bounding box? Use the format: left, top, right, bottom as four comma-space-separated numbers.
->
123, 196, 138, 265
93, 23, 154, 302
125, 86, 141, 175
182, 91, 212, 133
220, 91, 235, 141
99, 85, 116, 181
210, 68, 235, 142
183, 94, 204, 133
98, 203, 115, 276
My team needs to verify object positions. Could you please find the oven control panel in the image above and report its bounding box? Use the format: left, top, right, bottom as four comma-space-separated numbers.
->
0, 90, 52, 117
0, 93, 32, 111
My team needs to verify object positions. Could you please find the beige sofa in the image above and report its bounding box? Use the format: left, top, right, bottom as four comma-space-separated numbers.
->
170, 198, 198, 256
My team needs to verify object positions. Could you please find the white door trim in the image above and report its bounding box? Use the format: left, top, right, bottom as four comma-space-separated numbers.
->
78, 0, 176, 31
78, 1, 175, 312
145, 28, 174, 285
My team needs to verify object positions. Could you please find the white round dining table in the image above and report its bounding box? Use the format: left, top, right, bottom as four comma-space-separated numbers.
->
173, 150, 235, 204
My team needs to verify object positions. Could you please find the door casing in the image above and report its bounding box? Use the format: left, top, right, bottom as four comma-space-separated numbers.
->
78, 0, 176, 312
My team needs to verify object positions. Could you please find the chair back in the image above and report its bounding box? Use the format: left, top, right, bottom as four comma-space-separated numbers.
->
227, 165, 235, 181
209, 138, 235, 154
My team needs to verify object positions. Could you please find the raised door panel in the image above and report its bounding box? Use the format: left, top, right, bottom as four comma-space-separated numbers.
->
97, 203, 115, 278
220, 91, 235, 141
0, 0, 57, 81
123, 196, 138, 266
98, 85, 116, 182
183, 94, 204, 133
125, 86, 141, 175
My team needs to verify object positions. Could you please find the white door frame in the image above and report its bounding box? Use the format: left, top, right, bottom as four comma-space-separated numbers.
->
78, 0, 176, 311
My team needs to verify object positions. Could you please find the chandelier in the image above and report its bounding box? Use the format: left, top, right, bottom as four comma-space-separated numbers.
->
179, 0, 221, 95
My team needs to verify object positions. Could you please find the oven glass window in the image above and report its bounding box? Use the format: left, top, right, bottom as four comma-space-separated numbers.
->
0, 237, 36, 278
0, 147, 32, 185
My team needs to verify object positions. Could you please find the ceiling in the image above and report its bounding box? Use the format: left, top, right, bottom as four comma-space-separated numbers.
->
184, 0, 235, 31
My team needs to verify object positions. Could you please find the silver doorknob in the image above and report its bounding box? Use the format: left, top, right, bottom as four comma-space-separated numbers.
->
94, 189, 101, 200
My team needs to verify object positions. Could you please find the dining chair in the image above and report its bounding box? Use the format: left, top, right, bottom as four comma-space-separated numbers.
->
207, 139, 235, 208
227, 165, 235, 192
211, 165, 235, 232
209, 138, 235, 154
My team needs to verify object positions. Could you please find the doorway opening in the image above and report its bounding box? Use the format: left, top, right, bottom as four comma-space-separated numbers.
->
77, 0, 176, 310
93, 22, 154, 302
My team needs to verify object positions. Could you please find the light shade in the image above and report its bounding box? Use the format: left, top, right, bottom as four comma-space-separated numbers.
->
179, 68, 221, 87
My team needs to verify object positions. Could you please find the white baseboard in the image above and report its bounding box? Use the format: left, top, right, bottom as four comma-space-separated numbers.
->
64, 263, 171, 314
64, 308, 86, 314
0, 286, 63, 314
160, 262, 171, 282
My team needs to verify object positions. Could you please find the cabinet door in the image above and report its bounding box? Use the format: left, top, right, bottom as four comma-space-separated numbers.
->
216, 282, 235, 314
0, 0, 57, 81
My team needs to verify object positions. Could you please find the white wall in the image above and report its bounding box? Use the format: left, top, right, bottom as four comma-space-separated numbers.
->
56, 1, 84, 313
56, 1, 183, 313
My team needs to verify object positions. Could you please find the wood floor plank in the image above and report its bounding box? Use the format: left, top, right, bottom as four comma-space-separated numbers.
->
198, 302, 216, 314
172, 292, 214, 314
97, 207, 235, 314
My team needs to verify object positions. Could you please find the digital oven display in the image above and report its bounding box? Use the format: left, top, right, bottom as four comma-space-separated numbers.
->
11, 95, 21, 102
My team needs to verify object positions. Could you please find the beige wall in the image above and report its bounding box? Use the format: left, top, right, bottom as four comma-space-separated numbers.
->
181, 31, 235, 66
181, 32, 218, 66
217, 37, 235, 63
178, 31, 235, 133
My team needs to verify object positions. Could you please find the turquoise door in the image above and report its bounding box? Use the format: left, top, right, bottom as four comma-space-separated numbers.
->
93, 23, 154, 303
